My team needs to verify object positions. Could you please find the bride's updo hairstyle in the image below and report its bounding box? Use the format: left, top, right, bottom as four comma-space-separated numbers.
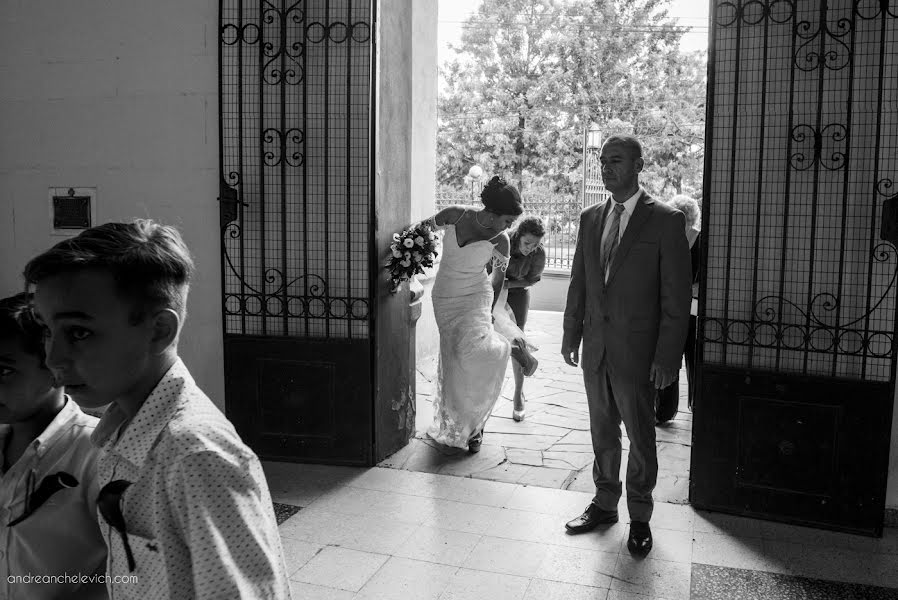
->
480, 176, 523, 216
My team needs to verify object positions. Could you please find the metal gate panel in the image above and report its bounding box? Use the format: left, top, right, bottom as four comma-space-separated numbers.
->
218, 0, 375, 464
701, 0, 898, 381
220, 0, 372, 339
692, 0, 898, 535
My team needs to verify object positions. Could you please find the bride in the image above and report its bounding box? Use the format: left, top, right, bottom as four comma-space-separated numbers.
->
423, 176, 538, 453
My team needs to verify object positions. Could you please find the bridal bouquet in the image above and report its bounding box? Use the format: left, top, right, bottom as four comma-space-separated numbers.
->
385, 223, 439, 293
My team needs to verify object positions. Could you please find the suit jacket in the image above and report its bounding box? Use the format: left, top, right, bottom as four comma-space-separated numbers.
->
563, 190, 692, 378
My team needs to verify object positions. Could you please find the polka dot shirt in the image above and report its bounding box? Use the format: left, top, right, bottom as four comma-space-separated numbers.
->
91, 359, 292, 599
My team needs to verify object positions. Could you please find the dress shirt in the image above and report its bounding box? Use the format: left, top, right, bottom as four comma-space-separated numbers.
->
92, 358, 292, 600
601, 187, 643, 281
0, 398, 107, 600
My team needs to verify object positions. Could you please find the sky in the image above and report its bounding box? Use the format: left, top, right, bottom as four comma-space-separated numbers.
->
437, 0, 711, 65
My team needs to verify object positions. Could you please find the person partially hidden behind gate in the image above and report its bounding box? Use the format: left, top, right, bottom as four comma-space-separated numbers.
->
655, 194, 702, 424
562, 135, 691, 556
24, 220, 293, 599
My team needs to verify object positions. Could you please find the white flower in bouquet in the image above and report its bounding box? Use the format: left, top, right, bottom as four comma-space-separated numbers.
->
415, 235, 425, 246
400, 258, 411, 267
392, 248, 402, 258
392, 233, 400, 242
403, 237, 414, 248
404, 251, 411, 259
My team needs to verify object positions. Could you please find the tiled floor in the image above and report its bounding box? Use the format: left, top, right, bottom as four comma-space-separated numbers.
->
263, 311, 898, 598
382, 310, 691, 501
264, 462, 898, 599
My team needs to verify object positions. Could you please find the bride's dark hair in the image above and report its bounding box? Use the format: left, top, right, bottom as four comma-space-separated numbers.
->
480, 176, 523, 216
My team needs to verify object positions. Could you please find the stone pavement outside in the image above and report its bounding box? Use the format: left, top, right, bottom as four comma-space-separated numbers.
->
379, 310, 693, 504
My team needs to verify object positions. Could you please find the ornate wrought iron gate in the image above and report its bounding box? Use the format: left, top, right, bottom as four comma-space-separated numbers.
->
218, 0, 376, 464
691, 0, 898, 535
582, 125, 610, 209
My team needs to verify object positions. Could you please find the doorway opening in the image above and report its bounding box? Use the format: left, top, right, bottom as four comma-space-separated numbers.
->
377, 0, 703, 504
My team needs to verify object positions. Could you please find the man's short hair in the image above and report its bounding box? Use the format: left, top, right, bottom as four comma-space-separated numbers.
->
603, 135, 644, 160
0, 292, 47, 362
23, 219, 195, 323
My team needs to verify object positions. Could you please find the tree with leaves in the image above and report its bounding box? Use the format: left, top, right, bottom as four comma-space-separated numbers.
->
438, 0, 706, 198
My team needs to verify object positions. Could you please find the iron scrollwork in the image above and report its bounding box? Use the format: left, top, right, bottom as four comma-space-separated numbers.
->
702, 317, 894, 358
704, 242, 898, 358
714, 0, 889, 71
262, 128, 305, 167
752, 243, 897, 330
305, 20, 371, 44
261, 0, 304, 85
789, 123, 848, 171
220, 22, 261, 46
221, 223, 369, 323
853, 0, 898, 20
794, 6, 854, 72
716, 0, 795, 27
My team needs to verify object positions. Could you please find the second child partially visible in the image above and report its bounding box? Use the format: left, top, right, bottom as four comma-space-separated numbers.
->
25, 220, 292, 599
0, 292, 106, 600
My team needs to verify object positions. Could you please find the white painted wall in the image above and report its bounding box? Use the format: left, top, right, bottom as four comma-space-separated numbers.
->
0, 0, 224, 404
411, 0, 438, 224
411, 0, 441, 365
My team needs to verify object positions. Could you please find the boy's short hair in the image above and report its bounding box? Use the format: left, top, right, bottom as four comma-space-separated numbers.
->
0, 292, 46, 362
23, 219, 195, 323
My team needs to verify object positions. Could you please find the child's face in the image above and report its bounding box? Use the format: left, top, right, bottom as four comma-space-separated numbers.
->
0, 338, 59, 424
32, 269, 158, 410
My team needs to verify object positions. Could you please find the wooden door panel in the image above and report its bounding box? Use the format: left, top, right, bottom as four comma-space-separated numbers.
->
225, 336, 372, 465
692, 366, 892, 535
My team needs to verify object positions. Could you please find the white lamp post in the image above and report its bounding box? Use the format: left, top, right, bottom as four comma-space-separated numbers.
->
467, 165, 483, 203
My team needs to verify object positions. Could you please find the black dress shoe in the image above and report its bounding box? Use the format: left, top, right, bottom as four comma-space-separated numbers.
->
565, 504, 618, 534
627, 520, 653, 556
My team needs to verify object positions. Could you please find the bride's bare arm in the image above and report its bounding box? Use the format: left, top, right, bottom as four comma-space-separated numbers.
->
423, 205, 466, 229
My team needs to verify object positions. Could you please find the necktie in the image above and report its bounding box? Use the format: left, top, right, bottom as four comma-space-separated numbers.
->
602, 203, 625, 277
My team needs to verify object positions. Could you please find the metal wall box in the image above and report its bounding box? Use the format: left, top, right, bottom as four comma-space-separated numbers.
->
49, 187, 96, 236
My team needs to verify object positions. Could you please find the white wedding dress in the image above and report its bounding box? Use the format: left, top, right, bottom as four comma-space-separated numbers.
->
427, 221, 529, 449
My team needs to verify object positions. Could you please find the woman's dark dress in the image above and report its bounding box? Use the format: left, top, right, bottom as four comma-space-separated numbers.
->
504, 233, 547, 328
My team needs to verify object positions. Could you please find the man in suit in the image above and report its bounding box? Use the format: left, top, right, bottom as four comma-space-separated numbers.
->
561, 135, 691, 556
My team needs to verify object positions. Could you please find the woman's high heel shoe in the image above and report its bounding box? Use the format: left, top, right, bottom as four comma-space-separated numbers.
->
513, 393, 526, 421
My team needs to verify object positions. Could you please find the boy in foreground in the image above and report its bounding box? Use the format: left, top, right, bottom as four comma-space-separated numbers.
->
25, 220, 292, 599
